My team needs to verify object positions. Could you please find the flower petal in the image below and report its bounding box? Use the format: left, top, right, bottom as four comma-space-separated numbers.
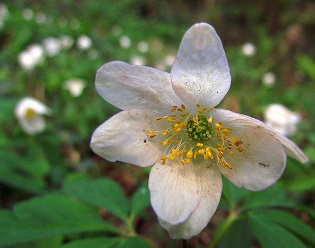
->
158, 163, 222, 239
212, 109, 307, 191
149, 160, 201, 225
171, 23, 231, 110
90, 109, 163, 167
95, 61, 182, 114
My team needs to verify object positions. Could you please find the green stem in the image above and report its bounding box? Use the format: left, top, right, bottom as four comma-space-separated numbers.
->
208, 211, 238, 248
126, 215, 136, 236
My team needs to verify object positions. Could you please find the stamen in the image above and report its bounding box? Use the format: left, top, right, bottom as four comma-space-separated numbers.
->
147, 104, 244, 168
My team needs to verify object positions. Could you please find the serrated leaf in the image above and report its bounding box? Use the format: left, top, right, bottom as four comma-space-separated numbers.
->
130, 185, 150, 217
0, 193, 120, 246
63, 178, 129, 220
0, 150, 49, 193
62, 236, 151, 248
249, 211, 306, 248
251, 209, 315, 246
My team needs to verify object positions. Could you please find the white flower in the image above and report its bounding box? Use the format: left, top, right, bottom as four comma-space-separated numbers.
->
77, 35, 92, 50
264, 104, 301, 136
64, 79, 86, 97
43, 37, 62, 56
59, 35, 74, 49
130, 55, 146, 66
91, 23, 308, 239
22, 8, 33, 20
35, 12, 47, 24
119, 35, 131, 49
137, 41, 149, 53
241, 42, 256, 56
15, 97, 50, 135
18, 44, 45, 70
262, 72, 276, 86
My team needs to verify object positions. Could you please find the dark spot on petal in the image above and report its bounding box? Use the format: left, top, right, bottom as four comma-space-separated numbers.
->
144, 139, 147, 143
259, 162, 269, 167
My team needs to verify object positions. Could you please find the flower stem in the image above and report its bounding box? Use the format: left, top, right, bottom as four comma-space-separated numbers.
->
208, 211, 238, 248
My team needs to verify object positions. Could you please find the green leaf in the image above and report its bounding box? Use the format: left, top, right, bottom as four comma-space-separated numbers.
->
251, 209, 315, 246
242, 185, 292, 210
62, 236, 152, 248
285, 173, 315, 191
249, 211, 306, 248
63, 178, 130, 220
218, 219, 253, 248
0, 149, 49, 193
296, 55, 315, 80
0, 193, 120, 246
130, 185, 150, 218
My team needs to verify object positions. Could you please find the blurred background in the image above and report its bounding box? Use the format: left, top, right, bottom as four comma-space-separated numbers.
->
0, 0, 314, 247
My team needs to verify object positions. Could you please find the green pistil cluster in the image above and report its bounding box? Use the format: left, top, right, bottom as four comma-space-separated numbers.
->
186, 115, 214, 141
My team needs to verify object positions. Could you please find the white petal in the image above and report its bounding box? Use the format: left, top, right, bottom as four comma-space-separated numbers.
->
212, 109, 307, 191
90, 109, 163, 167
159, 163, 222, 239
213, 109, 308, 163
149, 160, 200, 225
95, 61, 182, 114
19, 116, 46, 135
171, 23, 231, 110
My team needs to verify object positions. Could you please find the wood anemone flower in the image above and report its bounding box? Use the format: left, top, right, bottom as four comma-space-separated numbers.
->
91, 23, 308, 239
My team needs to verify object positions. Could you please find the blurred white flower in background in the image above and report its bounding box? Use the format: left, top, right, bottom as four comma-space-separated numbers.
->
137, 41, 149, 53
0, 3, 9, 28
119, 35, 131, 49
130, 55, 146, 66
22, 8, 34, 20
59, 35, 74, 49
65, 79, 86, 97
264, 103, 301, 136
15, 97, 50, 135
35, 12, 47, 24
18, 44, 45, 70
242, 42, 256, 56
43, 37, 62, 56
262, 72, 276, 86
164, 54, 175, 67
77, 35, 92, 50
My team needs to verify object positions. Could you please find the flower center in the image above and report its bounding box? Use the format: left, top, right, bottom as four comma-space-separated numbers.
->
186, 115, 214, 141
25, 107, 37, 119
147, 104, 244, 169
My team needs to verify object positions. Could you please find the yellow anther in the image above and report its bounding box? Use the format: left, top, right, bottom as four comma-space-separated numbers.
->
160, 139, 169, 146
197, 143, 204, 147
221, 128, 230, 136
197, 149, 205, 155
156, 117, 163, 121
215, 122, 223, 129
181, 104, 186, 110
196, 104, 201, 108
234, 141, 243, 146
181, 158, 190, 165
162, 129, 170, 136
147, 130, 157, 138
167, 117, 175, 122
237, 147, 243, 153
160, 156, 167, 164
186, 150, 193, 159
208, 116, 213, 123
